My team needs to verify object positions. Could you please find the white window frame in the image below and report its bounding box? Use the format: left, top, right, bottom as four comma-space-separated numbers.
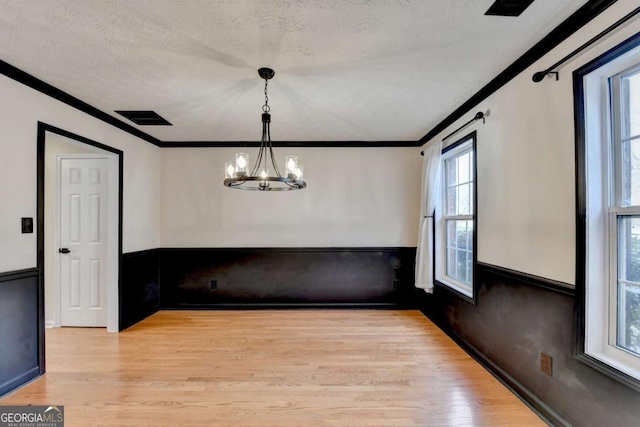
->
434, 134, 476, 300
583, 43, 640, 385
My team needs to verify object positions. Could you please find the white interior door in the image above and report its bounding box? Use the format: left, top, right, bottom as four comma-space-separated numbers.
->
59, 157, 108, 327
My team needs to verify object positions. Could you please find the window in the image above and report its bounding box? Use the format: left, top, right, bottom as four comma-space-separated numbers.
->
611, 65, 640, 359
435, 133, 476, 301
578, 34, 640, 391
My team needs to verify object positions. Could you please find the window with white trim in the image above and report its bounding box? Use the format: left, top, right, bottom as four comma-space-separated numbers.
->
435, 134, 476, 300
580, 39, 640, 389
611, 64, 640, 359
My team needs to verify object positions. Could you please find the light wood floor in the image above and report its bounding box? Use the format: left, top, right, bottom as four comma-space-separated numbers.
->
1, 310, 544, 427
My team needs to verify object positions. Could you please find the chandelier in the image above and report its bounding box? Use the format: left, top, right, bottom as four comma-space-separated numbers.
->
223, 68, 306, 191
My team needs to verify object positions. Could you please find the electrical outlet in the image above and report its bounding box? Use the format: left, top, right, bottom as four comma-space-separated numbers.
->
210, 280, 217, 290
393, 280, 400, 290
540, 352, 552, 376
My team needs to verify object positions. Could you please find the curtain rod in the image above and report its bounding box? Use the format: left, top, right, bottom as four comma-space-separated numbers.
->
532, 6, 640, 82
421, 111, 485, 155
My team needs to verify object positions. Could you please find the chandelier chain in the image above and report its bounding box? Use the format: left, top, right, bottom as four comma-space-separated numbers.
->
262, 79, 270, 113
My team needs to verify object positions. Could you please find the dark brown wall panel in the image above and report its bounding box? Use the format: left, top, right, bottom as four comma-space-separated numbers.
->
0, 270, 40, 397
423, 265, 640, 427
120, 250, 159, 330
159, 248, 417, 308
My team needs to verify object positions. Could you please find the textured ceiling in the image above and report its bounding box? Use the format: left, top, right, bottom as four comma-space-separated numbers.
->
0, 0, 587, 142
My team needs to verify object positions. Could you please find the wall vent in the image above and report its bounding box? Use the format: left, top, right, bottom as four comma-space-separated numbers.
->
115, 110, 172, 126
485, 0, 535, 17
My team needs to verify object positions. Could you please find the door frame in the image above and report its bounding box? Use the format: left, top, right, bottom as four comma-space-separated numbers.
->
54, 153, 115, 329
37, 122, 123, 370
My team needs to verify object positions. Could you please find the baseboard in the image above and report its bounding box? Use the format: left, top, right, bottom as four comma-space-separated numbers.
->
45, 321, 55, 328
420, 310, 571, 427
166, 302, 415, 310
0, 367, 40, 398
119, 306, 159, 332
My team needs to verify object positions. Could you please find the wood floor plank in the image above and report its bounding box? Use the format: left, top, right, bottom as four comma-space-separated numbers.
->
1, 310, 544, 426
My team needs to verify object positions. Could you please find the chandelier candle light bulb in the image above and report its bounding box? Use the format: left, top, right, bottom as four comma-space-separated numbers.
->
225, 162, 235, 179
235, 153, 248, 177
285, 156, 298, 179
223, 68, 306, 191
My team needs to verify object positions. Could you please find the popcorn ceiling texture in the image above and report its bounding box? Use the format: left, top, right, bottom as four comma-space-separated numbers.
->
0, 0, 585, 142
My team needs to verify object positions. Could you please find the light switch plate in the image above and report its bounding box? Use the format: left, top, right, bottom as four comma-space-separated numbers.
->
21, 217, 33, 234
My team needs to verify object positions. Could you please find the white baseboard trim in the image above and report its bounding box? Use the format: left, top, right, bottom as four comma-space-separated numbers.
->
45, 321, 56, 329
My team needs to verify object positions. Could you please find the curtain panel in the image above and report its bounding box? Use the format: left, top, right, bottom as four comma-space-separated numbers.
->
415, 142, 442, 292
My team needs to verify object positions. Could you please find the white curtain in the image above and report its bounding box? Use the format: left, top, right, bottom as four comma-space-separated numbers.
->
415, 142, 442, 293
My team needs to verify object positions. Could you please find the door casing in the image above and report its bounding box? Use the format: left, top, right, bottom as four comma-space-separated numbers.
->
38, 123, 123, 344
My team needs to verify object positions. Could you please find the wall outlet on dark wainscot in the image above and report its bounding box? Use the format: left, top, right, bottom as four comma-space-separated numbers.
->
210, 280, 217, 290
393, 280, 400, 290
540, 352, 553, 376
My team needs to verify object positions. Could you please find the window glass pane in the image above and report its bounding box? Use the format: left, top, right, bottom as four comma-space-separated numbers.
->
446, 157, 457, 186
458, 183, 471, 215
447, 248, 456, 278
445, 220, 473, 285
621, 138, 640, 207
447, 187, 457, 215
617, 281, 640, 356
622, 70, 640, 140
619, 216, 640, 283
470, 184, 474, 214
447, 220, 456, 248
458, 152, 470, 183
456, 250, 468, 283
617, 216, 640, 356
456, 220, 468, 250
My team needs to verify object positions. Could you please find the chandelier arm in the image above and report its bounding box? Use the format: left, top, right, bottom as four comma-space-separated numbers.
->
263, 122, 269, 175
266, 124, 283, 177
249, 147, 261, 177
249, 122, 267, 177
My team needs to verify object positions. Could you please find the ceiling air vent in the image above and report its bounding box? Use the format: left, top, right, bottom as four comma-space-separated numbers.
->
485, 0, 535, 17
115, 110, 172, 126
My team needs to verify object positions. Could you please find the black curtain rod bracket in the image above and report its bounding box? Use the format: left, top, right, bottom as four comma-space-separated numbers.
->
421, 111, 485, 155
533, 6, 640, 83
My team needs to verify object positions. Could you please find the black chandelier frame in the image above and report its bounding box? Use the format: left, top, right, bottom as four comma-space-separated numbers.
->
224, 68, 306, 191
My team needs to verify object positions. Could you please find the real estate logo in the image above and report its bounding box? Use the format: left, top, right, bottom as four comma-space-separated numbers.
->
0, 406, 64, 427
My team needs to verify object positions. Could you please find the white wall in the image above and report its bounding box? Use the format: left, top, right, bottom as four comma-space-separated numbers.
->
161, 147, 421, 247
420, 0, 640, 285
0, 73, 161, 273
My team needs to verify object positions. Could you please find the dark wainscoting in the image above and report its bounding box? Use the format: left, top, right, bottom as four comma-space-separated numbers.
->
0, 269, 40, 397
120, 249, 160, 331
421, 262, 640, 427
159, 248, 417, 308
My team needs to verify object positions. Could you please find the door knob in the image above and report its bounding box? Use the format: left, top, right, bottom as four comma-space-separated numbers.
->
58, 248, 70, 254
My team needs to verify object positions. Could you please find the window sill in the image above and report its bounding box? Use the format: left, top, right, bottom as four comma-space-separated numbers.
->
434, 278, 476, 305
577, 351, 640, 394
